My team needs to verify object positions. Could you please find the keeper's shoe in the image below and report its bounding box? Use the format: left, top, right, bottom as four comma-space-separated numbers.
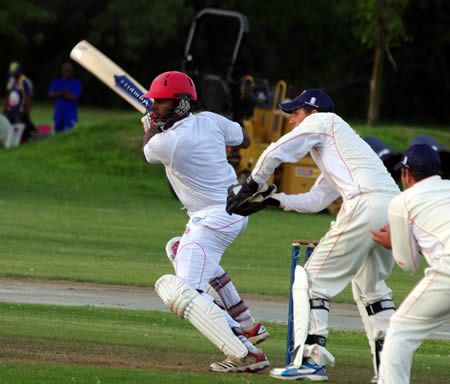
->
270, 362, 328, 381
243, 322, 270, 345
165, 237, 181, 263
209, 349, 269, 373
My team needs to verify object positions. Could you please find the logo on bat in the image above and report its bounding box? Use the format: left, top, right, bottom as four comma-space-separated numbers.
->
114, 75, 152, 109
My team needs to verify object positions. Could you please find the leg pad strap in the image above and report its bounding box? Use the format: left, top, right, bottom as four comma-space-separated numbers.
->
306, 334, 327, 347
310, 298, 330, 312
366, 300, 395, 316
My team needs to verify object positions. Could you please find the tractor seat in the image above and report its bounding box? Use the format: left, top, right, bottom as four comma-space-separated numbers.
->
201, 75, 230, 115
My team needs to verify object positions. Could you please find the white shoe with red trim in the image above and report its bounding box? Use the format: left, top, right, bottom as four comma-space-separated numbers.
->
209, 349, 270, 373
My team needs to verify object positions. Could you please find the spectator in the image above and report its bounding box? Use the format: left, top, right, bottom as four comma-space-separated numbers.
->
48, 61, 82, 133
3, 61, 35, 143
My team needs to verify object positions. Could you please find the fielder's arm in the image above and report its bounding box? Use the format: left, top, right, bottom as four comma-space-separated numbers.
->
370, 225, 392, 250
387, 194, 421, 274
251, 122, 322, 186
279, 175, 340, 213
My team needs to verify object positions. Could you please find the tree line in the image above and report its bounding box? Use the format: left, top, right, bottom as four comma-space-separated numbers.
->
1, 0, 449, 124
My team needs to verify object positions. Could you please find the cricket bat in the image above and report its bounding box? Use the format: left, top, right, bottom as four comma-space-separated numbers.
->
70, 40, 152, 114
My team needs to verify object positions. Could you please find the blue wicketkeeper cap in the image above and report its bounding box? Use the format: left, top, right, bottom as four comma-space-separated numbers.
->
279, 89, 334, 113
393, 144, 441, 174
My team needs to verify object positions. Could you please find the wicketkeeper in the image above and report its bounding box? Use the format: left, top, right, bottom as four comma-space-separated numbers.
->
226, 89, 400, 381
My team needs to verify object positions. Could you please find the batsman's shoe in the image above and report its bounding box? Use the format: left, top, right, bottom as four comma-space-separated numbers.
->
209, 349, 269, 373
243, 322, 270, 345
165, 237, 181, 263
270, 362, 328, 381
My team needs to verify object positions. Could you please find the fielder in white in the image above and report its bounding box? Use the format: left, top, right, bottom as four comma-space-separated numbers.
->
142, 71, 269, 373
227, 89, 400, 381
371, 144, 450, 384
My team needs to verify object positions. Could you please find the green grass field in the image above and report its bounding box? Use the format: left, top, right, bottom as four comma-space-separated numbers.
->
0, 303, 448, 383
0, 104, 449, 382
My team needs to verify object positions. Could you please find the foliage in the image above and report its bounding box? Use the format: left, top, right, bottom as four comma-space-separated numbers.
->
1, 1, 449, 122
0, 0, 54, 55
88, 0, 194, 62
348, 0, 409, 49
334, 0, 410, 125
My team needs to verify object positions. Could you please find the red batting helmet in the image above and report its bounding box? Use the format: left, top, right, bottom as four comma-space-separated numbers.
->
143, 71, 197, 101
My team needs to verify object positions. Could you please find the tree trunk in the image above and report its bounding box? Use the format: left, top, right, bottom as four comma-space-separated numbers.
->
367, 18, 385, 126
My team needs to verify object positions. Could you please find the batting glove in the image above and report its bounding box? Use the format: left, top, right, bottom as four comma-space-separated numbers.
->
141, 114, 152, 132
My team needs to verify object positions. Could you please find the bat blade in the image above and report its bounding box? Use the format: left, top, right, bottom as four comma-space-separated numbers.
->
70, 40, 152, 114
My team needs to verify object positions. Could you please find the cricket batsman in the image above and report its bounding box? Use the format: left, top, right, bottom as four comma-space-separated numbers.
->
143, 71, 270, 373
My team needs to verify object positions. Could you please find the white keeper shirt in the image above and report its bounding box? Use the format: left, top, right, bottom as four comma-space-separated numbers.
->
251, 112, 399, 213
143, 112, 243, 214
388, 176, 450, 274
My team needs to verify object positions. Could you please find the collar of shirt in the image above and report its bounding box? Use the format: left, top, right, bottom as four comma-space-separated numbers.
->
164, 112, 193, 132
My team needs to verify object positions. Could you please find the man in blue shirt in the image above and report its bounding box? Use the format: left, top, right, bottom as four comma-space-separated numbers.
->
49, 62, 82, 133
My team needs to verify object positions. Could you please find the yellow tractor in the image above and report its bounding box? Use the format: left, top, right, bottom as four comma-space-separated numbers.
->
233, 76, 321, 195
231, 75, 341, 214
182, 8, 331, 209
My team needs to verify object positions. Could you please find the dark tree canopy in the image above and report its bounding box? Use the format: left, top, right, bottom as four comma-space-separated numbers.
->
1, 0, 449, 123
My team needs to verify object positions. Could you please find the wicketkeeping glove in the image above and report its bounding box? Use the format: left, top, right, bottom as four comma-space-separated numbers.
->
227, 184, 279, 216
226, 176, 279, 215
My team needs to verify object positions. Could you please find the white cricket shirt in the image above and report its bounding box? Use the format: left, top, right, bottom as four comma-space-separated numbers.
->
388, 176, 450, 274
143, 112, 243, 213
251, 113, 399, 212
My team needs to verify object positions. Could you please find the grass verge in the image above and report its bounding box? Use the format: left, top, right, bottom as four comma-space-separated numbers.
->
1, 105, 444, 303
0, 302, 448, 383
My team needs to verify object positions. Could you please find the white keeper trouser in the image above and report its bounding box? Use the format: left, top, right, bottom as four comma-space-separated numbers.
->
304, 192, 397, 366
173, 205, 248, 329
378, 262, 450, 384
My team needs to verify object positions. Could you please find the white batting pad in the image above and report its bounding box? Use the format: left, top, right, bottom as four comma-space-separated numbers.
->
292, 265, 310, 367
352, 280, 377, 376
205, 283, 222, 303
155, 274, 247, 358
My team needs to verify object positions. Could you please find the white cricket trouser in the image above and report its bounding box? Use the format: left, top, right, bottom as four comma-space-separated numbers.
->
174, 205, 248, 329
378, 263, 450, 384
304, 192, 397, 366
